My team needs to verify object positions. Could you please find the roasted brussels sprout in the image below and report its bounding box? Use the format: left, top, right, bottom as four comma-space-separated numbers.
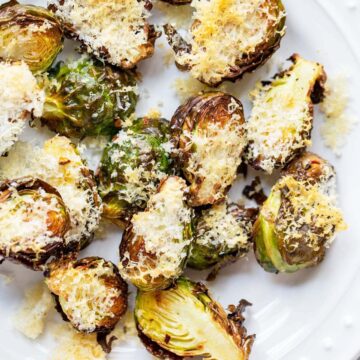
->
0, 1, 63, 73
135, 277, 254, 359
164, 0, 286, 86
48, 0, 159, 69
0, 136, 102, 252
45, 256, 128, 336
0, 177, 69, 270
0, 61, 44, 156
40, 57, 138, 138
244, 54, 327, 174
254, 171, 346, 273
119, 176, 193, 291
171, 92, 246, 207
97, 117, 173, 227
188, 201, 257, 279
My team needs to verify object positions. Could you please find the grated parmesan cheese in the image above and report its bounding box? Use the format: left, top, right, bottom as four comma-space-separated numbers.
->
196, 202, 250, 250
119, 176, 192, 284
0, 137, 102, 247
274, 176, 347, 251
146, 108, 162, 119
170, 0, 285, 85
245, 55, 326, 174
45, 258, 124, 332
0, 62, 44, 155
0, 185, 64, 258
50, 323, 106, 360
48, 0, 154, 68
319, 75, 358, 155
184, 114, 246, 205
13, 282, 54, 340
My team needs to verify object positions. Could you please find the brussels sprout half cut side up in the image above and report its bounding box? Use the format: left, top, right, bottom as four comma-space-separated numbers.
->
0, 1, 63, 73
0, 177, 69, 270
97, 117, 173, 227
135, 277, 254, 360
119, 176, 193, 291
45, 256, 128, 344
164, 0, 286, 86
40, 57, 138, 138
0, 136, 102, 253
244, 54, 327, 174
171, 92, 247, 207
254, 166, 346, 273
48, 0, 160, 69
188, 201, 258, 280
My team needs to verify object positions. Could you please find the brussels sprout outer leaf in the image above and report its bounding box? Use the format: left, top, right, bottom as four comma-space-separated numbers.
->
282, 152, 335, 187
137, 329, 183, 360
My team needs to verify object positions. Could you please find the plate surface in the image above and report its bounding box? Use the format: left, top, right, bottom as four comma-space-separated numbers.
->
0, 0, 360, 359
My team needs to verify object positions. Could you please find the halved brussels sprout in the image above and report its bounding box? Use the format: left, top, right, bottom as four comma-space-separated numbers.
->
97, 117, 173, 227
0, 177, 69, 270
0, 136, 102, 252
40, 56, 138, 138
45, 256, 128, 336
48, 0, 159, 69
0, 1, 63, 73
245, 54, 327, 174
135, 277, 254, 359
171, 92, 246, 207
0, 61, 45, 156
164, 0, 286, 86
119, 176, 193, 291
188, 201, 257, 279
254, 174, 346, 273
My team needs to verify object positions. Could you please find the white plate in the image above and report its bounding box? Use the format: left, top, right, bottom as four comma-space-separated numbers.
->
0, 0, 360, 359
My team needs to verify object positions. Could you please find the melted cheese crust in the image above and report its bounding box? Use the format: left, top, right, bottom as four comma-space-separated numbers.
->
48, 0, 152, 67
185, 106, 246, 204
0, 62, 44, 155
196, 202, 250, 251
46, 259, 122, 332
0, 187, 63, 256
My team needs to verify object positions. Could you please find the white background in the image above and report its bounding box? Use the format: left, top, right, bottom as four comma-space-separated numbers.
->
0, 0, 360, 359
